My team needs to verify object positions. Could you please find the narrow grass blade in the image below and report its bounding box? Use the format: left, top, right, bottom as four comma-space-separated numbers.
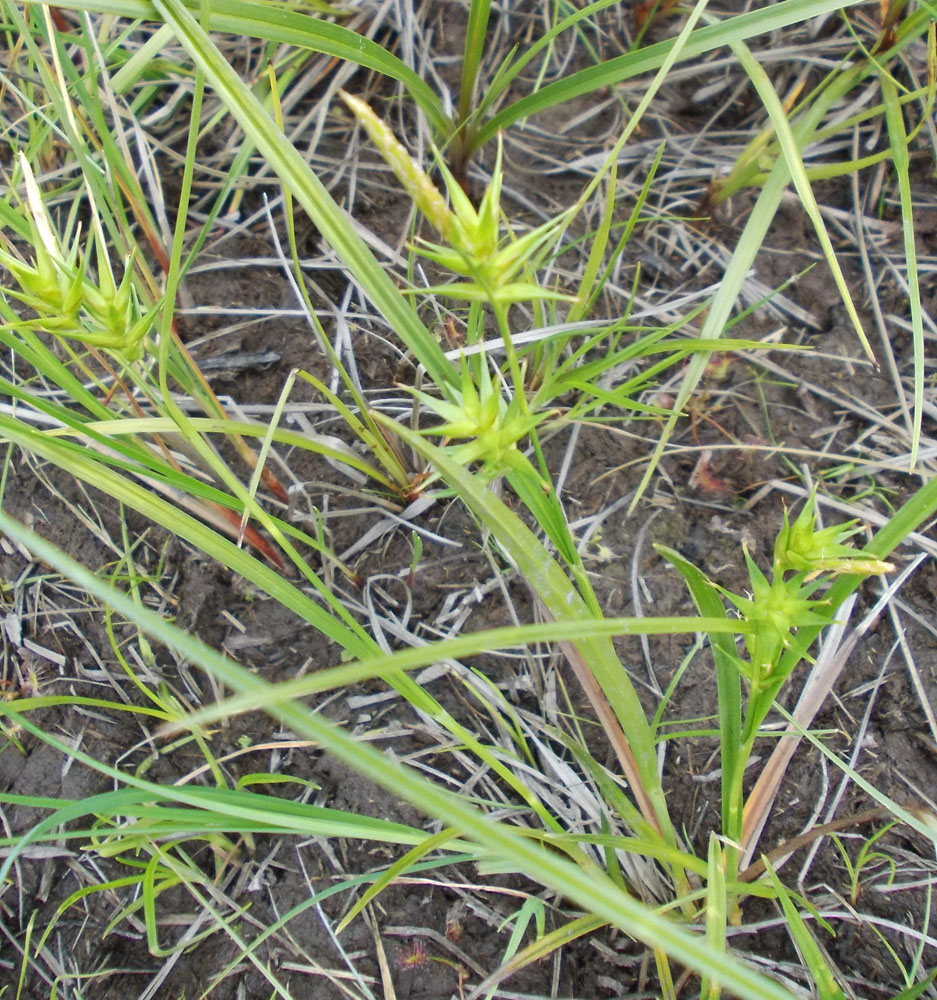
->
472, 0, 867, 152
630, 140, 792, 510
458, 0, 491, 130
880, 57, 928, 466
567, 158, 617, 325
890, 972, 937, 1000
336, 828, 459, 934
0, 727, 439, 863
772, 706, 937, 847
158, 614, 751, 735
470, 914, 606, 1000
49, 0, 450, 134
0, 510, 800, 1000
730, 39, 874, 361
381, 418, 671, 837
151, 0, 456, 391
0, 416, 376, 656
701, 833, 729, 1000
655, 546, 741, 843
474, 0, 622, 121
763, 861, 847, 1000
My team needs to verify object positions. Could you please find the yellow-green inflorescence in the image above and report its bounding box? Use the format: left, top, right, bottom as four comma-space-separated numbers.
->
724, 494, 892, 683
409, 356, 545, 478
774, 493, 894, 579
341, 91, 573, 477
0, 154, 153, 362
340, 91, 574, 307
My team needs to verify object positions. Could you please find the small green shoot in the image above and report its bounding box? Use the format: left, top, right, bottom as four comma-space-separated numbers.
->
831, 822, 899, 905
406, 530, 423, 588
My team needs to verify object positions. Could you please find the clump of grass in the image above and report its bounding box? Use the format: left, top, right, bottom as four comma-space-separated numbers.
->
0, 1, 936, 998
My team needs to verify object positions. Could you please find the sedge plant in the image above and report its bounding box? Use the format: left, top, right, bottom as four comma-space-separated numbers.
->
1, 0, 936, 997
658, 494, 896, 894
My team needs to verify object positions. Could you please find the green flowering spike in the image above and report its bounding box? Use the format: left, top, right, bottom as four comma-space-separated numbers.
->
410, 389, 482, 440
775, 493, 894, 578
432, 138, 502, 264
62, 252, 88, 319
340, 90, 452, 238
412, 355, 492, 440
434, 155, 481, 241
718, 546, 832, 682
341, 96, 572, 308
93, 229, 117, 302
407, 353, 549, 479
491, 207, 575, 277
410, 239, 472, 274
0, 154, 151, 362
21, 155, 60, 262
